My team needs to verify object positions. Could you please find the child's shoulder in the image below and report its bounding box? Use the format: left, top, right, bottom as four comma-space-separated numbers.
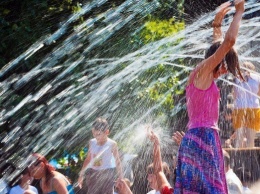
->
89, 138, 97, 146
89, 138, 96, 143
107, 138, 117, 145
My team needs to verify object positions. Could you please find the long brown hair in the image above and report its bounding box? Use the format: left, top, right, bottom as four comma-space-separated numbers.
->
205, 41, 244, 81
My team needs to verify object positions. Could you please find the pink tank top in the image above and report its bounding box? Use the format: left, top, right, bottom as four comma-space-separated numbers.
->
186, 79, 220, 130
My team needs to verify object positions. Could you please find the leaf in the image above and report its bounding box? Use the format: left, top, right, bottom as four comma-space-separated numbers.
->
3, 9, 10, 15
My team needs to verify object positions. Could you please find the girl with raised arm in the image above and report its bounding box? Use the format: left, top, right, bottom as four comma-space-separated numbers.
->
174, 1, 245, 193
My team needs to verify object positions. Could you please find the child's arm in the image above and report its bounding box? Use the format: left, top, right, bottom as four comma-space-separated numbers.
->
192, 0, 244, 88
77, 143, 91, 189
213, 2, 231, 42
112, 142, 123, 179
225, 131, 238, 148
148, 130, 171, 191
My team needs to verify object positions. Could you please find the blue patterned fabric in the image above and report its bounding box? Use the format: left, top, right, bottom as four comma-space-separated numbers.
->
174, 127, 228, 194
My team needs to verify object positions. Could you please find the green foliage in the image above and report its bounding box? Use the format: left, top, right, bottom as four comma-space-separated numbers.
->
78, 147, 87, 161
141, 18, 185, 43
137, 65, 185, 113
58, 157, 67, 166
53, 148, 87, 182
106, 17, 186, 129
131, 18, 185, 115
154, 0, 184, 20
0, 0, 188, 164
49, 0, 82, 13
130, 17, 185, 53
0, 0, 84, 68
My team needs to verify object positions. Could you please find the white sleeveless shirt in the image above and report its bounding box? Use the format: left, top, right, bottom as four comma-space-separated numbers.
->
89, 138, 116, 170
234, 74, 260, 109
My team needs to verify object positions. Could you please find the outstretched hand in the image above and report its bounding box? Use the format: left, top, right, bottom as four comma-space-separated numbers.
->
213, 1, 232, 27
147, 127, 159, 145
172, 131, 185, 146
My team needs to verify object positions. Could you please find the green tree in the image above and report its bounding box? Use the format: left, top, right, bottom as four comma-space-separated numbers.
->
0, 0, 83, 68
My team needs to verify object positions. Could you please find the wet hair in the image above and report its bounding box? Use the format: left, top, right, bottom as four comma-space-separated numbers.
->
147, 162, 171, 180
236, 167, 252, 183
20, 167, 30, 177
205, 41, 244, 81
31, 153, 55, 184
92, 117, 109, 131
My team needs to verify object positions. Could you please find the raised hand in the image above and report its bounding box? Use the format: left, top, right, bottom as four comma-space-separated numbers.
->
213, 1, 232, 27
234, 0, 245, 13
147, 127, 159, 146
212, 1, 232, 41
172, 131, 185, 146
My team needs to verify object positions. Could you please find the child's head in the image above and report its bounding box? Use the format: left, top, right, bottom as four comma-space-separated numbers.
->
92, 117, 110, 143
146, 162, 171, 190
242, 61, 255, 71
93, 117, 109, 131
241, 61, 255, 77
18, 167, 33, 185
205, 41, 244, 81
236, 167, 252, 186
114, 178, 132, 193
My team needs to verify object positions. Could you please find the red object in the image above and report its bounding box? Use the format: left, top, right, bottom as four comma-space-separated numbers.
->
161, 186, 174, 194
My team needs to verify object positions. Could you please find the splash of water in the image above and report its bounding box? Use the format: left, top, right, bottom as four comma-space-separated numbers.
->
0, 0, 260, 184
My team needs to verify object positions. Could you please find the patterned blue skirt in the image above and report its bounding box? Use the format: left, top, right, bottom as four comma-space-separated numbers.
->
174, 127, 228, 194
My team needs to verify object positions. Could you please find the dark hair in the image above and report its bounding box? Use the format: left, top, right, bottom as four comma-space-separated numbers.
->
17, 167, 30, 185
92, 117, 109, 131
236, 167, 252, 183
8, 167, 30, 187
147, 162, 171, 180
205, 41, 244, 81
21, 167, 30, 175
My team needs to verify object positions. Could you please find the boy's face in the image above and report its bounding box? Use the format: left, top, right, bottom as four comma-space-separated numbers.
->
92, 128, 109, 143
